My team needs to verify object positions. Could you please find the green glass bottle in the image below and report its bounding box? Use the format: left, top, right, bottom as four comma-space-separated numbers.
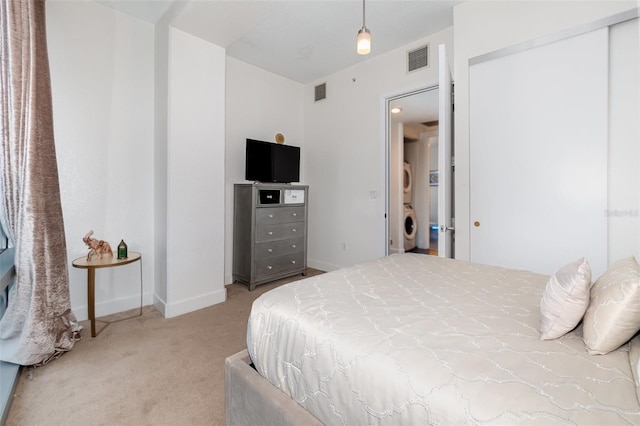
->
117, 239, 128, 259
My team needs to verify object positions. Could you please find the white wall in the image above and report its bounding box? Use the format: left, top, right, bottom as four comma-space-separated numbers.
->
609, 18, 640, 264
304, 28, 453, 271
45, 1, 453, 324
48, 1, 636, 317
224, 58, 304, 284
152, 0, 175, 309
48, 1, 227, 320
47, 0, 155, 319
160, 28, 226, 317
453, 1, 639, 264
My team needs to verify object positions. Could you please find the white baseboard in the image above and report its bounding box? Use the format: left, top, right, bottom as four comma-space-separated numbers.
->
307, 258, 341, 272
73, 292, 154, 321
75, 288, 227, 321
153, 294, 167, 317
161, 287, 227, 319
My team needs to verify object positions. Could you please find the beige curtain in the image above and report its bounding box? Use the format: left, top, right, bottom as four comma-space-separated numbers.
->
0, 0, 79, 365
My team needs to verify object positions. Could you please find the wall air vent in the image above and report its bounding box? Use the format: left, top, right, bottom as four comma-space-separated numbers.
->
314, 82, 326, 102
407, 44, 429, 73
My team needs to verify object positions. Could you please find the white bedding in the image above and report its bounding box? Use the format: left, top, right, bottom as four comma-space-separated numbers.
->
247, 254, 640, 425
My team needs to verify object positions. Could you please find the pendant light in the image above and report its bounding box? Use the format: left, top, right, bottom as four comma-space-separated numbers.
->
356, 0, 371, 55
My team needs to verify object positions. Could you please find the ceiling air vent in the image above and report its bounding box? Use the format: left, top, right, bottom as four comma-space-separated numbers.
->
407, 44, 429, 73
314, 82, 326, 102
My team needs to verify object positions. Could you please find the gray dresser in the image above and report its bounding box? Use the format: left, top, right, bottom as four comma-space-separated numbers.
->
233, 183, 308, 290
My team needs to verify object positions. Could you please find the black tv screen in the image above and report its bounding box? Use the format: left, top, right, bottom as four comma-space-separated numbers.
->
245, 139, 300, 183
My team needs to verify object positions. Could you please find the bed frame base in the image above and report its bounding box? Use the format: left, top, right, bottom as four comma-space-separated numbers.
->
225, 349, 323, 426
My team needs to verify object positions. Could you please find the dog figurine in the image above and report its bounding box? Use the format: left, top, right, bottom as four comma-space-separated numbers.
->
83, 230, 113, 260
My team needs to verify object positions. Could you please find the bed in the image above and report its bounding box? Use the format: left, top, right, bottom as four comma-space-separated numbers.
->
225, 253, 640, 425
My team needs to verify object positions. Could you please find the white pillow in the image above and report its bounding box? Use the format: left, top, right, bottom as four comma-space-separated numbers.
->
539, 258, 592, 340
583, 256, 640, 355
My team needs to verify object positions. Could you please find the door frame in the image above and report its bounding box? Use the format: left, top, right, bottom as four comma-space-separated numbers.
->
384, 85, 439, 256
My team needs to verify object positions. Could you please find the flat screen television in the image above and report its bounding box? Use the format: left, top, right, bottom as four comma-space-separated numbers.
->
245, 138, 300, 183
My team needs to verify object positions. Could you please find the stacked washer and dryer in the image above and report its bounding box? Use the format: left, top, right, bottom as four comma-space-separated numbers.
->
402, 161, 418, 251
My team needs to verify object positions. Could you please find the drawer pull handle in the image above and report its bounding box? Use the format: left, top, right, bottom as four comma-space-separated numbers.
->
292, 229, 297, 233
268, 231, 273, 235
267, 248, 273, 253
291, 245, 296, 249
267, 265, 272, 270
268, 214, 274, 218
292, 213, 297, 217
291, 260, 296, 264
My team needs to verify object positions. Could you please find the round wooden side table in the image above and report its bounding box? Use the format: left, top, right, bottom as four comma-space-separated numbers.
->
72, 252, 142, 337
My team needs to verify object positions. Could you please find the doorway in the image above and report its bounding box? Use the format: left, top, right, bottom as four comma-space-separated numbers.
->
386, 87, 439, 256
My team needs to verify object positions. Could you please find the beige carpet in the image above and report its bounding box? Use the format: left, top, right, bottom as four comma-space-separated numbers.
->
5, 270, 323, 426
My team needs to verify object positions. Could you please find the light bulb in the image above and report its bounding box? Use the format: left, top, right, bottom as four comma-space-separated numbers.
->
357, 28, 371, 55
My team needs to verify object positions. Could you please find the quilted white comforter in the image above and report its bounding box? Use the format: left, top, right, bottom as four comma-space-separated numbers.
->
247, 254, 640, 425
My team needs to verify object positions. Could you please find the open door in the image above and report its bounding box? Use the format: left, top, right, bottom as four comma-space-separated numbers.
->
437, 44, 454, 258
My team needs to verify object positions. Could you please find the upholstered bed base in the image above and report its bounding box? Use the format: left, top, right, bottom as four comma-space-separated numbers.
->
225, 349, 322, 426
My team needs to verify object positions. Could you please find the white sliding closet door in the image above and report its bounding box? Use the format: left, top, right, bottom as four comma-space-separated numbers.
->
469, 28, 608, 277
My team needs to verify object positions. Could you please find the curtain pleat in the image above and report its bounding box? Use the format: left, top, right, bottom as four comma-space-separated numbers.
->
0, 0, 79, 366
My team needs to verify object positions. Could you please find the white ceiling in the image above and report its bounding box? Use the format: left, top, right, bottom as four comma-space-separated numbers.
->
390, 88, 440, 139
95, 0, 461, 84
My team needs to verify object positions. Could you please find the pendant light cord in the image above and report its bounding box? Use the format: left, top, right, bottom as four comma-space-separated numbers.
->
362, 0, 366, 29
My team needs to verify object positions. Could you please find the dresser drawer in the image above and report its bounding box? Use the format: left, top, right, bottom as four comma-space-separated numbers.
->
255, 252, 305, 278
233, 184, 308, 291
256, 206, 305, 225
256, 222, 305, 243
255, 237, 304, 260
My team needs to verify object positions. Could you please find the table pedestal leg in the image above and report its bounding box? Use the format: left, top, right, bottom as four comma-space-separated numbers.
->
88, 268, 96, 337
